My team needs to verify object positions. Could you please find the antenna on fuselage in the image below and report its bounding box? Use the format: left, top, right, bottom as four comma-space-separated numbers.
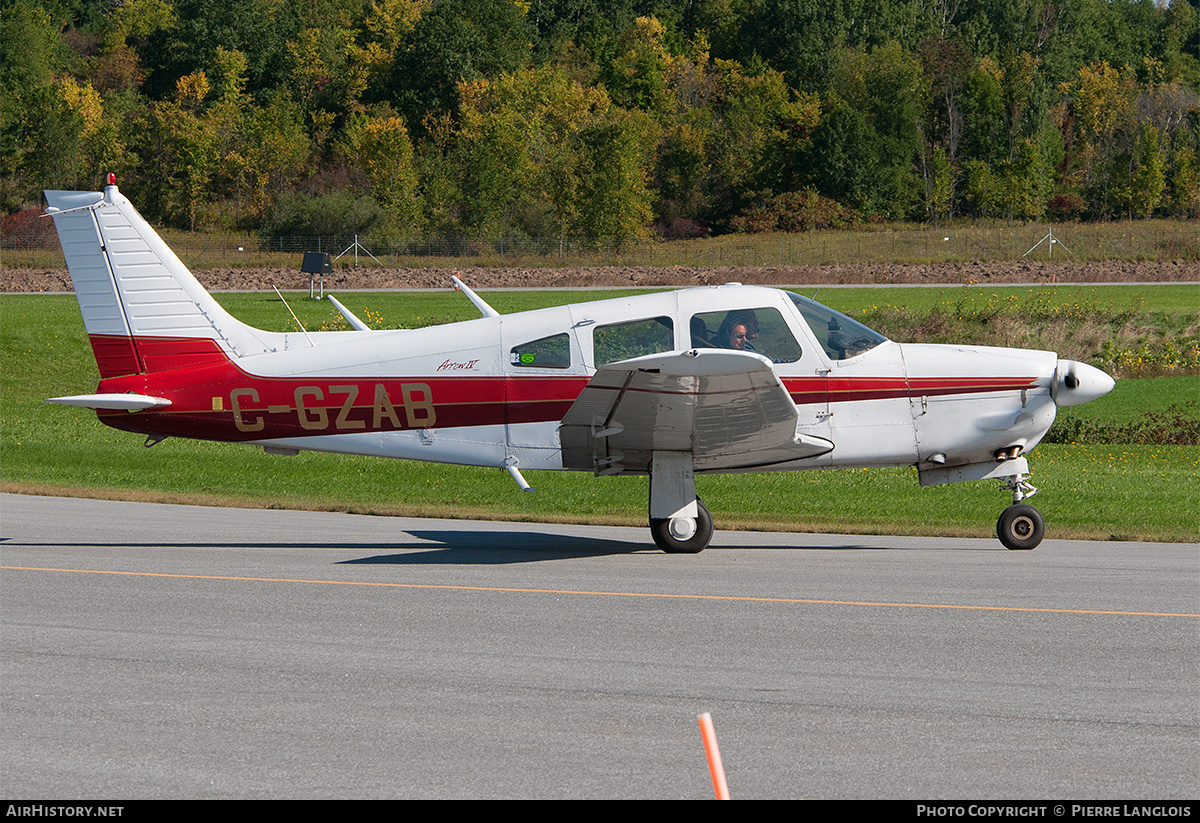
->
452, 273, 500, 318
273, 286, 314, 346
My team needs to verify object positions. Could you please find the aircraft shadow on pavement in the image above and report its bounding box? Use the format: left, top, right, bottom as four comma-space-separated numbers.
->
340, 529, 647, 564
3, 533, 1000, 564
4, 534, 642, 561
337, 531, 1002, 563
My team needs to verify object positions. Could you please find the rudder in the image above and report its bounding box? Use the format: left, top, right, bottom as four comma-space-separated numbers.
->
45, 179, 269, 377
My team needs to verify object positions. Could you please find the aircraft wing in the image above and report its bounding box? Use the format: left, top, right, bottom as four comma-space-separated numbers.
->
560, 349, 833, 474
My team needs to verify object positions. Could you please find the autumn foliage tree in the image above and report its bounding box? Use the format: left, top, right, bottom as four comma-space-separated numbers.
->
1, 0, 1196, 239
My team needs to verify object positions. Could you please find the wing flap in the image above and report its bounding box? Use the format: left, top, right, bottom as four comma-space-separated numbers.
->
560, 350, 832, 474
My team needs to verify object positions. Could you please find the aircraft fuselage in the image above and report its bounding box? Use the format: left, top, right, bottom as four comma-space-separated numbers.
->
88, 285, 1078, 481
45, 182, 1114, 552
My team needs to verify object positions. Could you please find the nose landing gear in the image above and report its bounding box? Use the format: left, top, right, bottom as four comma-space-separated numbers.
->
997, 472, 1044, 550
997, 503, 1045, 550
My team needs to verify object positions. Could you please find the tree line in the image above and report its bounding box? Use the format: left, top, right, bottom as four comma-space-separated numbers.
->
2, 0, 1197, 244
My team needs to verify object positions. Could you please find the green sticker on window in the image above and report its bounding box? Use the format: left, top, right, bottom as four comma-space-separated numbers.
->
520, 352, 535, 364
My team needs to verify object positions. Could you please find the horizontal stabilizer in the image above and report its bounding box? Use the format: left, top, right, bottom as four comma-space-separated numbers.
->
46, 393, 171, 411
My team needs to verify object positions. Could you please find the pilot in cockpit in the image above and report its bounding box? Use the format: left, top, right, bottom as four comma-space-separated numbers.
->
718, 311, 759, 352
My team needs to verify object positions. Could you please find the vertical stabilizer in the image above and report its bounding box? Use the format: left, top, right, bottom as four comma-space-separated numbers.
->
45, 180, 270, 377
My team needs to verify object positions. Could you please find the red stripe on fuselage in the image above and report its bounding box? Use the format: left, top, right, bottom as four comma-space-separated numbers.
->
505, 376, 591, 424
804, 375, 1039, 404
89, 335, 1040, 441
94, 345, 590, 441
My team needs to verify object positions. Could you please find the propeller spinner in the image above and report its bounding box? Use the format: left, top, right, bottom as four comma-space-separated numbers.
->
1051, 359, 1115, 407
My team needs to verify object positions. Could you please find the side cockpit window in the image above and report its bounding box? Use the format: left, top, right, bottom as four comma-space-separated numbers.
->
511, 333, 571, 368
690, 307, 802, 363
786, 293, 887, 360
593, 317, 674, 366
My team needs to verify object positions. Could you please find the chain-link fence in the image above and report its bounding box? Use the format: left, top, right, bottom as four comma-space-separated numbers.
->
2, 219, 1195, 270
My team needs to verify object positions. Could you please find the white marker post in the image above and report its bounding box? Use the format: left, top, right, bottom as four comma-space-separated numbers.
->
698, 712, 730, 800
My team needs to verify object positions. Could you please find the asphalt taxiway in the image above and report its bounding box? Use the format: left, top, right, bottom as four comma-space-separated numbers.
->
1, 493, 1196, 799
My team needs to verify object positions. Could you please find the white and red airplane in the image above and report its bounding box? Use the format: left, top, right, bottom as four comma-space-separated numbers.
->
44, 177, 1114, 552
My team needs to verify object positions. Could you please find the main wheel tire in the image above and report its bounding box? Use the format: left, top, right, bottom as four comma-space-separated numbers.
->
997, 504, 1045, 550
651, 501, 714, 554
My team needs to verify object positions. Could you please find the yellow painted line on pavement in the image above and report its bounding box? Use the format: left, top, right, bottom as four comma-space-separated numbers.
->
3, 565, 1196, 618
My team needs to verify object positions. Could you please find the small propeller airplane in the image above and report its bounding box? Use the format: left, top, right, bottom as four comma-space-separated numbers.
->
44, 177, 1115, 553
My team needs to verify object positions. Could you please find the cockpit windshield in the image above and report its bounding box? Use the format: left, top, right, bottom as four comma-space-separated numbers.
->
786, 293, 888, 360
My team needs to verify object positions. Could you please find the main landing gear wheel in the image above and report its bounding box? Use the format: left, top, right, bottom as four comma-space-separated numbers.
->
997, 504, 1045, 550
651, 500, 714, 554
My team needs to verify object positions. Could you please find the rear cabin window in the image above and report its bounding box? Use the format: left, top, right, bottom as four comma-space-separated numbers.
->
689, 307, 801, 363
510, 333, 571, 368
593, 317, 675, 366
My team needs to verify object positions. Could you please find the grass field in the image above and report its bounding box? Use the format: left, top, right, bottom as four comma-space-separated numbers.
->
2, 288, 1197, 543
4, 218, 1198, 270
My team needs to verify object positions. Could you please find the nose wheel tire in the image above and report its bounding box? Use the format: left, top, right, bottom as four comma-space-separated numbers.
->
997, 504, 1045, 550
651, 501, 714, 554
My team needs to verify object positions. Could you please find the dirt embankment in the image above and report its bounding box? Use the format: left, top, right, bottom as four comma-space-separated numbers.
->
3, 259, 1197, 293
